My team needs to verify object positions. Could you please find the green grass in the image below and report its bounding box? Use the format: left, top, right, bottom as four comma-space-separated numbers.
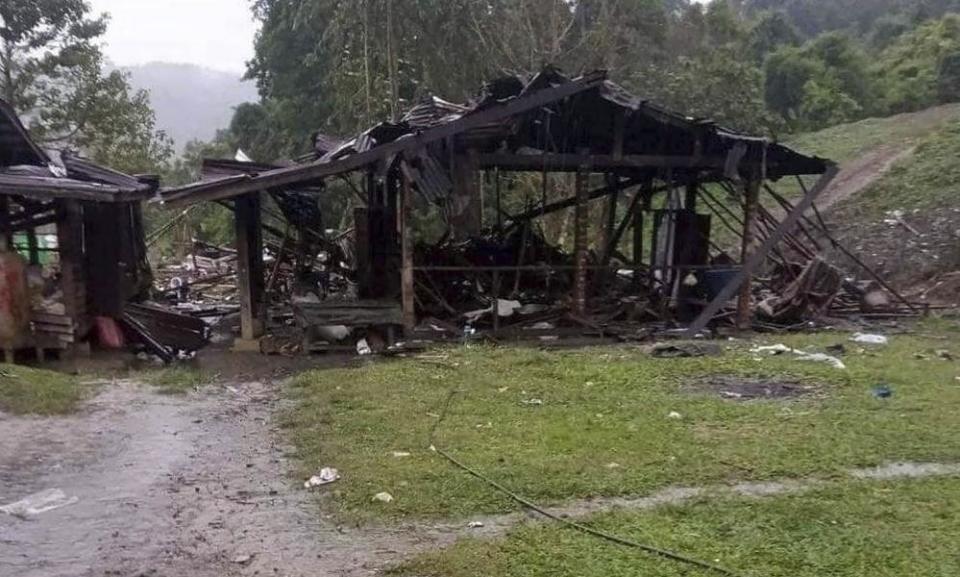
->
0, 364, 89, 414
144, 366, 215, 395
785, 103, 960, 163
830, 119, 960, 219
392, 476, 960, 577
284, 323, 960, 521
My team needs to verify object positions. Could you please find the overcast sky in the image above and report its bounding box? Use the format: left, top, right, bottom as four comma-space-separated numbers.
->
88, 0, 259, 73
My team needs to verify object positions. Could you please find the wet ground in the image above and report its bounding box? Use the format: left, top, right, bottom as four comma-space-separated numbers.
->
0, 374, 459, 577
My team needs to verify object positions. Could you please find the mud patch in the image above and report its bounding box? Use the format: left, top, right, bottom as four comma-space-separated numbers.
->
685, 375, 817, 401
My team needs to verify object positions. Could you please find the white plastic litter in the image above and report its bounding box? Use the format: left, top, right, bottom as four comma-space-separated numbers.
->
372, 492, 394, 503
521, 398, 544, 406
304, 467, 341, 488
496, 299, 523, 317
0, 489, 78, 518
391, 451, 412, 458
668, 411, 683, 420
751, 344, 846, 369
467, 521, 485, 528
356, 339, 373, 356
851, 333, 889, 345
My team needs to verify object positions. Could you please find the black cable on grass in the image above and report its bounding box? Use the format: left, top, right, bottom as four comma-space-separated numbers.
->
427, 390, 748, 577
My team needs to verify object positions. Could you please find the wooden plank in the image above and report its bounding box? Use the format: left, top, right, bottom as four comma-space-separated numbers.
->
234, 193, 265, 340
572, 164, 590, 316
477, 153, 734, 172
160, 71, 609, 207
508, 176, 646, 223
293, 302, 403, 327
400, 166, 416, 332
737, 177, 760, 329
686, 165, 839, 336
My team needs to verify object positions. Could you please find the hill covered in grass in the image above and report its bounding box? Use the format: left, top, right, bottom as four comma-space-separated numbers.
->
786, 106, 960, 303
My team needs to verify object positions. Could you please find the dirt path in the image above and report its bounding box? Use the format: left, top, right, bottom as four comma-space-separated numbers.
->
0, 380, 459, 577
815, 145, 914, 212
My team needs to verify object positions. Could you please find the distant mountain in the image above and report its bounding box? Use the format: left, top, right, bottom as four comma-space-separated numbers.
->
122, 62, 259, 151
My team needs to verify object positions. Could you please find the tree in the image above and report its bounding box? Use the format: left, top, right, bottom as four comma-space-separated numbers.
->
0, 0, 171, 173
747, 11, 801, 63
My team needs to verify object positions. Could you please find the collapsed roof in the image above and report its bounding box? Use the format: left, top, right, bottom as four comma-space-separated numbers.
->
160, 68, 831, 207
0, 99, 155, 203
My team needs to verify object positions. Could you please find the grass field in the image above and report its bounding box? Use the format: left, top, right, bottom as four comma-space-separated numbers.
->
0, 364, 90, 415
283, 320, 960, 521
392, 476, 960, 577
143, 366, 216, 395
785, 103, 960, 163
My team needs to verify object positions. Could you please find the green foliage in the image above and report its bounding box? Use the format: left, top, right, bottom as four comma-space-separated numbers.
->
765, 32, 875, 130
0, 0, 172, 173
873, 14, 960, 113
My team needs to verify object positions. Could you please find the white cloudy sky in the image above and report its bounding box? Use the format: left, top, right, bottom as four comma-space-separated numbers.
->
88, 0, 709, 73
88, 0, 259, 72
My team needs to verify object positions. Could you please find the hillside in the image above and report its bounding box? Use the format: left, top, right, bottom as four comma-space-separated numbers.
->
787, 105, 960, 304
123, 62, 258, 150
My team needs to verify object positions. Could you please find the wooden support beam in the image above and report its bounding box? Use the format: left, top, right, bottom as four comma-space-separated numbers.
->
162, 71, 609, 207
633, 180, 652, 289
235, 193, 265, 341
56, 200, 86, 337
449, 150, 482, 238
572, 164, 590, 316
686, 166, 839, 336
508, 176, 648, 224
400, 165, 416, 333
737, 177, 761, 330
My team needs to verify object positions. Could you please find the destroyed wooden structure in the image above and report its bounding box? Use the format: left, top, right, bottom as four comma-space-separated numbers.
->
159, 68, 910, 351
0, 99, 155, 359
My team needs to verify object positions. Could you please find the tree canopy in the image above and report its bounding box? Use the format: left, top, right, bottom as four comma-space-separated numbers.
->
0, 0, 172, 173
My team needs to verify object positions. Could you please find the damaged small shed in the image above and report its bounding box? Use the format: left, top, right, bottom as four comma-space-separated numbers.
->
0, 98, 155, 359
159, 68, 857, 350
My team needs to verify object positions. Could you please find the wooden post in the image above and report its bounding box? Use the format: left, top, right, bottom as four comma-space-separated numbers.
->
235, 192, 265, 343
26, 228, 39, 265
572, 164, 590, 316
687, 165, 838, 336
633, 179, 651, 289
737, 177, 761, 330
400, 169, 416, 333
450, 150, 481, 238
685, 180, 698, 211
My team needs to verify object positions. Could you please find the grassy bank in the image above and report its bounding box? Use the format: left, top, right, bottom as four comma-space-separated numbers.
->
284, 323, 960, 521
0, 364, 89, 415
393, 476, 960, 577
143, 366, 216, 395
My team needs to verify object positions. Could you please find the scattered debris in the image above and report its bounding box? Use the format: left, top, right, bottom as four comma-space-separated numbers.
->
687, 376, 815, 401
0, 488, 79, 518
372, 492, 394, 503
872, 385, 894, 399
751, 344, 847, 370
467, 521, 485, 529
521, 398, 544, 407
356, 338, 373, 356
304, 467, 340, 488
391, 451, 412, 458
652, 343, 723, 358
233, 554, 254, 565
668, 411, 683, 420
851, 333, 889, 345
